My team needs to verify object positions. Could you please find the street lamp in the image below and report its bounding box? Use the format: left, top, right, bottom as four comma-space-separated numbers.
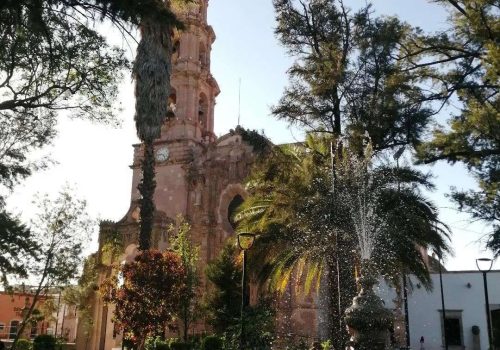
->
237, 232, 256, 349
476, 257, 494, 349
393, 146, 410, 349
436, 251, 448, 350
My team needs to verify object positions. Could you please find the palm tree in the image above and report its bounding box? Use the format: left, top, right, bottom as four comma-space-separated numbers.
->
235, 134, 450, 346
133, 2, 184, 251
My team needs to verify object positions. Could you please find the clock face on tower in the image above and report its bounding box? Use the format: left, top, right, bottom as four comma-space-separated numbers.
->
156, 146, 170, 162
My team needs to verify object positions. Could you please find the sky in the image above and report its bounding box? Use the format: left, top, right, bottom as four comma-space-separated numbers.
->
5, 0, 498, 271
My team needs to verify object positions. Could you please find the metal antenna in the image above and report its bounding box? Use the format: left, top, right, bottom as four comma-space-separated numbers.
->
237, 78, 241, 126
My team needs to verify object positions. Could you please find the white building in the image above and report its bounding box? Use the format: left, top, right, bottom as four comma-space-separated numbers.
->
379, 270, 500, 350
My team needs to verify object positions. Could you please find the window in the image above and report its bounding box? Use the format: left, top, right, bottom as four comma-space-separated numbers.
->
228, 195, 244, 230
198, 93, 208, 126
492, 308, 500, 348
440, 310, 463, 347
0, 323, 4, 331
199, 43, 207, 69
168, 88, 177, 119
9, 320, 20, 339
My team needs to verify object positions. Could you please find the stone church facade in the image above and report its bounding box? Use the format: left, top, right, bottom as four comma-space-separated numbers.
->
81, 2, 318, 349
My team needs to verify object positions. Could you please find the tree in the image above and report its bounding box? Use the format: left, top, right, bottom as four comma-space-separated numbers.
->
168, 216, 201, 341
62, 253, 100, 348
235, 135, 450, 347
100, 249, 187, 350
11, 188, 92, 350
0, 0, 170, 282
0, 209, 38, 285
0, 0, 187, 265
410, 0, 499, 255
272, 0, 433, 152
134, 0, 193, 251
204, 242, 276, 349
0, 2, 131, 191
204, 242, 242, 334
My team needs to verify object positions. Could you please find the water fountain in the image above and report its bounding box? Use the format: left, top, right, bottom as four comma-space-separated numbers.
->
334, 140, 393, 350
344, 261, 393, 350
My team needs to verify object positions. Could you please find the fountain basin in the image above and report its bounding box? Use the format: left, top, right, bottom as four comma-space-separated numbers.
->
345, 274, 393, 350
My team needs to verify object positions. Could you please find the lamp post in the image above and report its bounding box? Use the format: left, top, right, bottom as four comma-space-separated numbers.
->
437, 251, 448, 350
237, 232, 256, 349
393, 146, 410, 348
476, 257, 494, 349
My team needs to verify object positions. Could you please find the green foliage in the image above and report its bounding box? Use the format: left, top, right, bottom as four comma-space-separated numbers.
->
145, 336, 170, 350
201, 335, 223, 350
204, 243, 242, 333
62, 254, 99, 341
236, 135, 450, 346
133, 0, 186, 251
15, 339, 32, 350
204, 243, 275, 349
234, 126, 272, 156
33, 335, 56, 350
321, 340, 332, 350
101, 250, 187, 347
29, 189, 92, 286
410, 0, 499, 254
11, 189, 92, 349
284, 339, 308, 350
241, 300, 276, 349
0, 209, 38, 285
272, 0, 433, 153
0, 2, 129, 192
101, 229, 124, 265
169, 216, 201, 341
169, 341, 191, 350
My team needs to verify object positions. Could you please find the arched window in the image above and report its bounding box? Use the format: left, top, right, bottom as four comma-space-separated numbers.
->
168, 88, 177, 119
198, 93, 208, 126
227, 195, 244, 230
9, 320, 19, 339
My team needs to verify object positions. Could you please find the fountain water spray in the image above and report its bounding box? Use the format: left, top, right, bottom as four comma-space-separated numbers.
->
332, 135, 393, 350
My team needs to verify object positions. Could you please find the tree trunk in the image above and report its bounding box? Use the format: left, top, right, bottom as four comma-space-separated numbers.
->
11, 281, 45, 349
138, 140, 156, 251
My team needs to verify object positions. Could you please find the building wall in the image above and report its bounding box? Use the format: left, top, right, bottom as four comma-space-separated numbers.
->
0, 293, 49, 340
379, 270, 500, 350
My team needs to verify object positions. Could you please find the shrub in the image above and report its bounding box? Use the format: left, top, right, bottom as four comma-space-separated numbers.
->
201, 336, 222, 350
145, 337, 169, 350
33, 335, 56, 350
156, 343, 169, 350
169, 341, 191, 350
321, 340, 332, 350
16, 339, 33, 350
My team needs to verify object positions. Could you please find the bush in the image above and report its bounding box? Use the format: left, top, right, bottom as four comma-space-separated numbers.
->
169, 341, 191, 350
201, 336, 222, 350
33, 335, 56, 350
16, 339, 33, 350
145, 337, 169, 350
321, 340, 332, 350
150, 337, 167, 349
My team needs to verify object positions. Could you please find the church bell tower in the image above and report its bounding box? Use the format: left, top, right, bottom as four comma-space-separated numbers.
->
130, 0, 220, 219
163, 0, 219, 142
